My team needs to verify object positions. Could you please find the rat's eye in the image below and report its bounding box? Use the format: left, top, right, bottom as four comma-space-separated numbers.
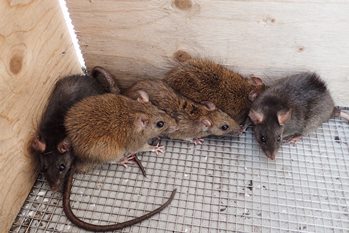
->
260, 136, 266, 143
58, 164, 66, 172
221, 124, 229, 131
156, 121, 164, 128
277, 135, 281, 142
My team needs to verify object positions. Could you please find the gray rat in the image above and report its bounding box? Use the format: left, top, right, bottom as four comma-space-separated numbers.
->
249, 72, 349, 160
91, 66, 120, 94
31, 67, 119, 191
123, 79, 241, 144
62, 166, 176, 232
164, 57, 265, 126
64, 92, 177, 170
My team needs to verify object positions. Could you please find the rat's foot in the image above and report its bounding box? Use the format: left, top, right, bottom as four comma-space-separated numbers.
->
152, 143, 165, 155
239, 118, 252, 134
239, 125, 247, 135
119, 154, 137, 168
118, 154, 146, 176
286, 135, 303, 144
193, 138, 204, 145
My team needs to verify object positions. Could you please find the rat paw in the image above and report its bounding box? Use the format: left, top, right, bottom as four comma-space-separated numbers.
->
286, 135, 303, 144
152, 143, 165, 155
119, 154, 137, 168
193, 138, 204, 145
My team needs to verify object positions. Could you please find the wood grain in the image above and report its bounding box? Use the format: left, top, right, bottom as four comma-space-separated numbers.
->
0, 0, 81, 231
67, 0, 349, 105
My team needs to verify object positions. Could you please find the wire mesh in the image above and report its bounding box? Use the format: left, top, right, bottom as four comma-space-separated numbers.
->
10, 115, 349, 233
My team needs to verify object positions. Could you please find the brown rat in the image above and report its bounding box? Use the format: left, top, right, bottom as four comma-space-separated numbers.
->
32, 68, 176, 231
62, 166, 176, 232
249, 72, 349, 160
32, 68, 119, 191
64, 93, 177, 169
123, 79, 240, 144
164, 57, 265, 126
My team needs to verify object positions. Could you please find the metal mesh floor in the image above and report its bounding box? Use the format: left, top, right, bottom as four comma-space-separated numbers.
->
11, 116, 349, 233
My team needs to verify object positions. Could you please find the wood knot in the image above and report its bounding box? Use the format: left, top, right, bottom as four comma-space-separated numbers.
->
297, 46, 305, 52
173, 50, 192, 62
262, 16, 276, 24
10, 54, 23, 75
173, 0, 192, 10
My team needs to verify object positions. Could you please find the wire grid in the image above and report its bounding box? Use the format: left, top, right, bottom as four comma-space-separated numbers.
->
10, 116, 349, 233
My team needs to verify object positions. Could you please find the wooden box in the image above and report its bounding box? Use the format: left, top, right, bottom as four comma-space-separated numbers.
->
1, 0, 348, 231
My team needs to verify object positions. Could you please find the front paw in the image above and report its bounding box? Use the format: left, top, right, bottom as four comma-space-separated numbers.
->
153, 143, 165, 155
193, 138, 204, 145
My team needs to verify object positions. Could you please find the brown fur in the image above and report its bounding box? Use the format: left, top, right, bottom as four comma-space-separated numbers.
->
65, 93, 176, 164
123, 79, 240, 140
164, 58, 265, 124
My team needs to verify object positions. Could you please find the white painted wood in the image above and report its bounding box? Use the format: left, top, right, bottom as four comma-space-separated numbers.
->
67, 0, 349, 105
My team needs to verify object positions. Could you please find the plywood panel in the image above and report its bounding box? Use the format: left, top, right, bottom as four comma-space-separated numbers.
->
67, 0, 349, 105
0, 0, 81, 231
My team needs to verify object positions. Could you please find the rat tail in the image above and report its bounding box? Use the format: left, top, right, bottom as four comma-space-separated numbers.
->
332, 107, 349, 122
63, 167, 176, 232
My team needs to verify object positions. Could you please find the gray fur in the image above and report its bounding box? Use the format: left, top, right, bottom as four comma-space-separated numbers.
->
250, 72, 334, 159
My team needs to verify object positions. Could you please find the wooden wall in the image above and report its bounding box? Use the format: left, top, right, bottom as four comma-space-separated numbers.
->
67, 0, 349, 105
0, 0, 81, 231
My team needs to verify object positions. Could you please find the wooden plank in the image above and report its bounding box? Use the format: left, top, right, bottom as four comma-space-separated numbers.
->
0, 0, 81, 231
67, 0, 349, 105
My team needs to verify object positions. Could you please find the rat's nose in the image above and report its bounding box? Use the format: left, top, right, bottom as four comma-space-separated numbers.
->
50, 185, 59, 192
50, 181, 61, 192
264, 151, 276, 160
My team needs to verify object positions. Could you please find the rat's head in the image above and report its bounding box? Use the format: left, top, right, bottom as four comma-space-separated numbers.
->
168, 105, 212, 137
135, 90, 178, 138
196, 101, 241, 136
207, 109, 241, 136
249, 108, 291, 160
32, 137, 73, 192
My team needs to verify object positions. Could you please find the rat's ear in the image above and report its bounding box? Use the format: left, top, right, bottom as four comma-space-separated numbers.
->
248, 90, 259, 101
201, 101, 216, 111
251, 76, 264, 86
277, 109, 291, 125
57, 138, 71, 153
32, 136, 46, 152
135, 113, 149, 132
136, 90, 149, 103
200, 118, 212, 128
248, 76, 265, 101
249, 109, 264, 124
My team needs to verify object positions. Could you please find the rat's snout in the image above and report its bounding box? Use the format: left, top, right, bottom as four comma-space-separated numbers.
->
264, 150, 276, 160
49, 180, 61, 192
227, 124, 244, 136
50, 184, 60, 192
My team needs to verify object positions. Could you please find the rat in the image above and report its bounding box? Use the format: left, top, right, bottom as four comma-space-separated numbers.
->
62, 166, 176, 232
123, 79, 241, 144
31, 67, 119, 191
163, 57, 265, 126
248, 72, 349, 160
91, 66, 120, 94
64, 92, 177, 170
